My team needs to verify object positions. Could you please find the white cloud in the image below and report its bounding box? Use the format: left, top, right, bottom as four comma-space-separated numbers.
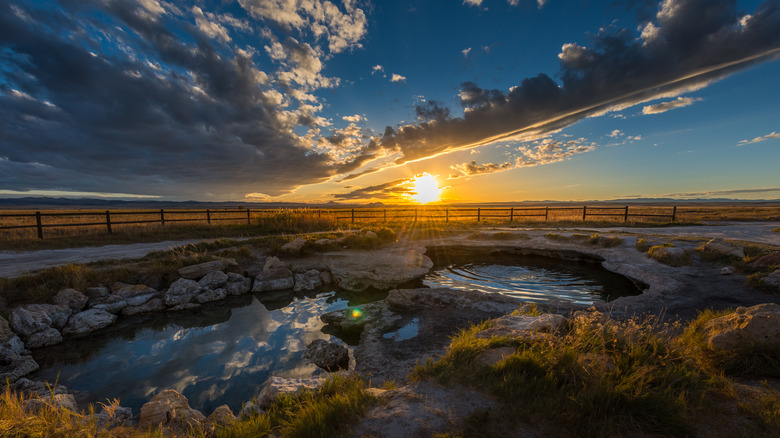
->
607, 129, 623, 138
738, 131, 780, 146
462, 47, 472, 58
463, 0, 483, 6
192, 6, 231, 43
642, 96, 702, 115
371, 65, 384, 75
390, 73, 406, 83
342, 114, 364, 123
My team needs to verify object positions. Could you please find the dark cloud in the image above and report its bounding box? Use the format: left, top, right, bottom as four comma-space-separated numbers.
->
332, 178, 413, 200
414, 100, 451, 121
344, 0, 780, 178
450, 160, 514, 176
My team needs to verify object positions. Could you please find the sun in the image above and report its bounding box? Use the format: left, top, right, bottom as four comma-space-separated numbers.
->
410, 173, 442, 204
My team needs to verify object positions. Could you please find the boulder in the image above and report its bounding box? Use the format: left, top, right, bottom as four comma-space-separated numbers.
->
225, 273, 251, 296
84, 286, 109, 300
196, 288, 228, 304
9, 378, 68, 397
304, 339, 349, 371
763, 269, 780, 288
700, 238, 745, 258
294, 270, 322, 292
475, 314, 568, 340
206, 405, 237, 427
263, 256, 287, 271
0, 316, 24, 354
125, 292, 159, 307
111, 283, 158, 306
89, 294, 128, 314
702, 303, 780, 351
62, 309, 117, 336
139, 389, 205, 432
255, 376, 324, 409
52, 393, 79, 412
329, 248, 434, 292
0, 353, 38, 383
52, 288, 88, 311
252, 267, 294, 292
10, 306, 52, 338
96, 405, 134, 428
177, 259, 237, 280
280, 237, 307, 254
320, 270, 333, 285
121, 298, 165, 317
164, 278, 203, 306
748, 251, 780, 270
198, 271, 228, 289
25, 328, 63, 349
314, 238, 333, 246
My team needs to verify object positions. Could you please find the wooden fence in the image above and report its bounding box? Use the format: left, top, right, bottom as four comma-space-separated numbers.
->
0, 205, 678, 240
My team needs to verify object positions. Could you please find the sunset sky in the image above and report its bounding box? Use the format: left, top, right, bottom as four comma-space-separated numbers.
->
1, 0, 779, 203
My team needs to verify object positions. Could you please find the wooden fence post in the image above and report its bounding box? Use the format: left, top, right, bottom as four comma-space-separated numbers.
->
206, 209, 211, 224
545, 206, 549, 221
672, 206, 677, 222
624, 205, 629, 223
247, 208, 251, 225
106, 210, 112, 234
414, 208, 418, 222
477, 208, 481, 222
582, 206, 587, 221
383, 209, 387, 222
160, 209, 165, 226
318, 210, 321, 219
351, 208, 355, 224
509, 207, 514, 222
35, 211, 43, 239
445, 208, 449, 222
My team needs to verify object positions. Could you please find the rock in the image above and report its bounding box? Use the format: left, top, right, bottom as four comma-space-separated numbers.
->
164, 278, 203, 306
9, 378, 68, 397
196, 288, 228, 304
84, 286, 109, 300
206, 405, 237, 427
652, 246, 686, 259
321, 302, 386, 332
111, 282, 156, 298
329, 248, 434, 292
386, 288, 520, 314
62, 309, 117, 336
700, 238, 745, 258
475, 347, 516, 367
763, 269, 780, 288
89, 294, 128, 314
198, 271, 228, 289
169, 303, 201, 311
721, 266, 736, 275
125, 292, 158, 307
225, 273, 251, 295
320, 270, 333, 285
256, 376, 324, 409
263, 256, 287, 271
177, 259, 237, 280
252, 267, 294, 292
121, 298, 165, 316
25, 328, 63, 349
53, 393, 78, 412
314, 238, 333, 246
364, 230, 378, 239
475, 313, 567, 340
96, 405, 134, 428
0, 316, 23, 353
52, 288, 88, 311
294, 269, 322, 292
139, 389, 205, 432
748, 251, 780, 270
280, 237, 307, 254
10, 306, 52, 338
0, 353, 38, 383
702, 303, 780, 351
239, 400, 261, 419
304, 339, 349, 371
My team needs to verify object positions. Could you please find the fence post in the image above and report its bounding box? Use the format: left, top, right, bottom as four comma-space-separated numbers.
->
624, 205, 629, 223
246, 208, 251, 225
477, 208, 481, 222
106, 210, 112, 234
35, 211, 43, 239
351, 208, 355, 224
160, 209, 165, 226
582, 206, 587, 221
206, 209, 211, 224
383, 209, 387, 222
672, 205, 677, 222
509, 207, 514, 222
318, 209, 321, 219
414, 208, 418, 222
446, 208, 449, 222
545, 206, 549, 221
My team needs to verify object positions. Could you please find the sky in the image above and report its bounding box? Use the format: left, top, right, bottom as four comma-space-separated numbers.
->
1, 0, 779, 204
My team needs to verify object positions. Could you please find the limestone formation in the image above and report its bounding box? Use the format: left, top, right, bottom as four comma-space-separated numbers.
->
304, 339, 349, 371
139, 389, 205, 432
0, 353, 38, 383
121, 298, 165, 316
62, 309, 117, 336
253, 267, 294, 292
164, 278, 203, 306
198, 271, 228, 289
89, 294, 128, 314
8, 378, 68, 397
225, 273, 251, 295
702, 303, 780, 351
196, 288, 228, 304
699, 238, 745, 258
475, 314, 567, 340
177, 259, 237, 280
52, 288, 88, 311
10, 304, 71, 337
328, 247, 434, 292
294, 269, 322, 292
280, 237, 307, 254
255, 376, 324, 409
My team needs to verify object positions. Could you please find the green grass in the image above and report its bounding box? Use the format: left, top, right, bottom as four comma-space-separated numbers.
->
410, 312, 780, 437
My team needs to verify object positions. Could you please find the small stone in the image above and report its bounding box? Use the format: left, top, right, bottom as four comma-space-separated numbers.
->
121, 298, 165, 316
304, 339, 349, 371
52, 289, 88, 311
25, 328, 63, 349
198, 271, 228, 289
62, 309, 117, 336
139, 389, 205, 432
10, 306, 53, 338
720, 266, 736, 275
280, 237, 307, 254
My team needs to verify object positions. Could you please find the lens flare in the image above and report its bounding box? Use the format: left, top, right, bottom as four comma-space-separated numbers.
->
411, 173, 442, 204
351, 308, 363, 318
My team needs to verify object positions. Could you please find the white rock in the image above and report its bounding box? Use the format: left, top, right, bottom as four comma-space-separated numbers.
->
53, 393, 79, 412
253, 267, 294, 292
196, 288, 228, 303
177, 259, 237, 280
164, 278, 203, 306
121, 298, 165, 316
111, 283, 158, 300
720, 266, 736, 275
62, 309, 117, 336
10, 306, 52, 338
280, 237, 307, 254
198, 271, 228, 289
263, 256, 287, 271
52, 289, 88, 311
225, 273, 251, 295
475, 314, 568, 340
294, 270, 322, 292
89, 294, 128, 314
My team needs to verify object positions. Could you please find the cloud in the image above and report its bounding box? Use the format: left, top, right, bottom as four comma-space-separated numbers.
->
451, 160, 515, 176
627, 187, 780, 198
462, 47, 472, 58
607, 129, 623, 138
342, 114, 364, 123
345, 0, 780, 178
390, 73, 406, 83
738, 131, 780, 145
642, 96, 702, 114
333, 178, 414, 200
371, 65, 384, 74
463, 0, 484, 7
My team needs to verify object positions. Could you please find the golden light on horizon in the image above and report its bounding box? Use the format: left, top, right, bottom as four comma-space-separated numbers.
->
410, 173, 442, 204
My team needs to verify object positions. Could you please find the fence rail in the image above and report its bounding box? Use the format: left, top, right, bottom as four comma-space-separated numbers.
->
0, 205, 679, 240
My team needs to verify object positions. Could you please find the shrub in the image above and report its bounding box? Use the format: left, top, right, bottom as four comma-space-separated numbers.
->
647, 244, 692, 266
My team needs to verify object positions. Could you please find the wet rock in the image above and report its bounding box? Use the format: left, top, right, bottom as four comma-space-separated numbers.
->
62, 309, 117, 336
177, 259, 237, 280
304, 339, 349, 371
475, 314, 567, 340
164, 278, 203, 306
253, 267, 294, 292
329, 248, 434, 292
0, 316, 24, 354
321, 302, 387, 332
89, 294, 128, 314
96, 405, 134, 428
196, 288, 228, 304
25, 327, 63, 349
225, 273, 251, 295
475, 347, 516, 367
84, 286, 109, 300
280, 237, 307, 254
702, 303, 780, 351
121, 298, 165, 316
763, 269, 780, 288
52, 288, 88, 311
8, 378, 68, 397
169, 303, 201, 311
748, 251, 780, 270
294, 269, 322, 292
198, 271, 228, 289
256, 376, 324, 409
139, 389, 205, 432
386, 288, 519, 314
206, 405, 237, 427
700, 238, 745, 258
0, 353, 38, 383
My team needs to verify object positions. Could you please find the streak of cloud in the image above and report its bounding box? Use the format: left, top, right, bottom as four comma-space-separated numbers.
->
738, 131, 780, 145
642, 96, 702, 114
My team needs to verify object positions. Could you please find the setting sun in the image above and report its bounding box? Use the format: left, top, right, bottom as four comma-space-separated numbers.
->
410, 173, 442, 204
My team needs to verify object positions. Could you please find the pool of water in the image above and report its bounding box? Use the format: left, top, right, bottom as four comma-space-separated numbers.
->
424, 252, 641, 306
32, 290, 382, 415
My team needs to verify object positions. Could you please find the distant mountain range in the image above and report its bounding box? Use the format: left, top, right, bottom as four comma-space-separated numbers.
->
1, 196, 779, 209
